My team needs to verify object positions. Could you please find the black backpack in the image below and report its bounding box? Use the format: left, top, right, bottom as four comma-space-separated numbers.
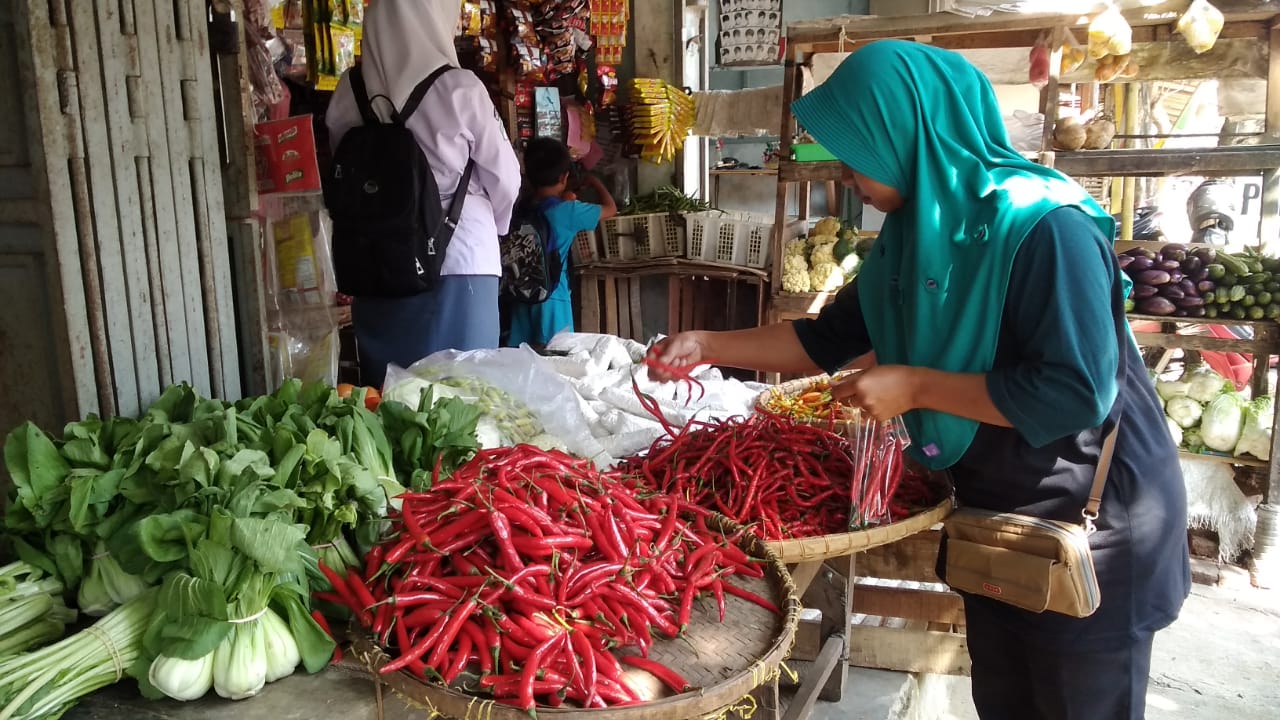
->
325, 65, 475, 298
500, 197, 564, 305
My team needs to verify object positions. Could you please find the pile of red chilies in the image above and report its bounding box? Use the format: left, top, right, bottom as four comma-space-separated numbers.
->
621, 412, 856, 540
622, 411, 920, 540
317, 446, 777, 711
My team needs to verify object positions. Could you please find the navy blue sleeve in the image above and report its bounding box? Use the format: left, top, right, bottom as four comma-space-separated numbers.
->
987, 207, 1123, 447
791, 280, 873, 374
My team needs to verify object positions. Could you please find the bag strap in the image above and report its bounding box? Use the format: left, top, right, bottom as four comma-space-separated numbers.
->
398, 65, 455, 124
349, 66, 380, 126
1083, 272, 1131, 532
433, 160, 476, 243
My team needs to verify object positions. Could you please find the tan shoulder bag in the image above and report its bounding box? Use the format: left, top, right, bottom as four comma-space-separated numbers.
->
942, 424, 1117, 618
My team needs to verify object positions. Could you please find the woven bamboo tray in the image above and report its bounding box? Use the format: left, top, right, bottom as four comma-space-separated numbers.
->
754, 374, 860, 429
764, 498, 954, 563
349, 516, 800, 720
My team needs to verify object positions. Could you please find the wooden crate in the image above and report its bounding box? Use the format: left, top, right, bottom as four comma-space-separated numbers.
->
850, 530, 970, 676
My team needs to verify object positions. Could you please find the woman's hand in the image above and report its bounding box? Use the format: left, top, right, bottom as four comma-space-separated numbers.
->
646, 332, 709, 382
830, 365, 920, 422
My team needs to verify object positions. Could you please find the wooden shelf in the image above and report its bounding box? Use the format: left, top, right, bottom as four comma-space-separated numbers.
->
710, 168, 778, 176
1179, 450, 1269, 468
770, 291, 838, 318
1126, 313, 1280, 329
1052, 145, 1280, 178
778, 160, 843, 182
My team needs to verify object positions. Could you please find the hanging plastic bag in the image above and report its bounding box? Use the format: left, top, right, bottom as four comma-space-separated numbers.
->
1088, 6, 1132, 60
1028, 31, 1051, 88
1060, 29, 1087, 76
1177, 0, 1226, 54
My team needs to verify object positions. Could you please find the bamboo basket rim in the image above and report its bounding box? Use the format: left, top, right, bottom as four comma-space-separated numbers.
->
350, 515, 801, 720
753, 374, 862, 427
764, 498, 955, 562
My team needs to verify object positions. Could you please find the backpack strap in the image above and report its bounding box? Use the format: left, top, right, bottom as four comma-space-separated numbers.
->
348, 66, 380, 126
435, 160, 476, 241
398, 65, 456, 124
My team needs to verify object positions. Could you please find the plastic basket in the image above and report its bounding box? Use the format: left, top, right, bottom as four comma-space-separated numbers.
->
571, 228, 601, 265
603, 213, 686, 260
686, 211, 730, 263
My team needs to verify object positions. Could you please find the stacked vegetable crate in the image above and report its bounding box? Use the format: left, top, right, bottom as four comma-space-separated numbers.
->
601, 213, 687, 260
686, 211, 801, 269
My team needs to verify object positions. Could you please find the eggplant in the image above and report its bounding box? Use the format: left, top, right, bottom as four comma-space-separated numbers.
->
1161, 244, 1189, 262
1181, 256, 1203, 273
1135, 269, 1172, 286
1197, 280, 1216, 294
1178, 279, 1197, 295
1126, 247, 1158, 260
1132, 284, 1160, 299
1128, 256, 1155, 272
1159, 285, 1186, 301
1117, 255, 1135, 270
1174, 309, 1190, 317
1176, 295, 1206, 308
1191, 246, 1217, 264
1187, 306, 1207, 318
1168, 270, 1185, 284
1136, 296, 1178, 316
1157, 259, 1182, 273
1190, 267, 1210, 282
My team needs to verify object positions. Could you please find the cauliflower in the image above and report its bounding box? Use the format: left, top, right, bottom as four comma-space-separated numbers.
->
810, 241, 836, 266
783, 239, 808, 258
782, 255, 810, 293
810, 261, 845, 292
813, 217, 841, 237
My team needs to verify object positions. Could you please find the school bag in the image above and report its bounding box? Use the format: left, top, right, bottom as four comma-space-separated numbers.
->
325, 64, 475, 298
500, 197, 564, 305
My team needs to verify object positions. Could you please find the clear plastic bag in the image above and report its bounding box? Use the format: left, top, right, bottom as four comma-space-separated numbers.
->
1028, 32, 1051, 88
1177, 0, 1225, 54
1088, 6, 1132, 60
1060, 29, 1086, 76
840, 413, 913, 529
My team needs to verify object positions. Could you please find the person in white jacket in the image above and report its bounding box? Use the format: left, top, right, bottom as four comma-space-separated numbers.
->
326, 0, 521, 388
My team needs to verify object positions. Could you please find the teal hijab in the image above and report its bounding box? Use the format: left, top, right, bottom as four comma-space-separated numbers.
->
791, 41, 1119, 470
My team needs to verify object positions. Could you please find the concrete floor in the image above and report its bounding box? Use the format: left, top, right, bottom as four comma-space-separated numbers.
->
65, 581, 1280, 720
811, 580, 1280, 720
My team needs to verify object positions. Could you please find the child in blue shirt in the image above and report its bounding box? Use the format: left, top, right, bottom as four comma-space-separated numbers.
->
506, 138, 616, 348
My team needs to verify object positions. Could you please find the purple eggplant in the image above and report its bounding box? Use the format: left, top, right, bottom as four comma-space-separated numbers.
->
1137, 296, 1178, 316
1160, 285, 1186, 301
1126, 247, 1158, 260
1168, 270, 1185, 284
1187, 306, 1207, 318
1135, 269, 1172, 286
1132, 284, 1159, 299
1117, 255, 1135, 270
1190, 267, 1210, 282
1178, 279, 1197, 295
1157, 259, 1182, 273
1181, 256, 1203, 272
1197, 280, 1216, 294
1191, 246, 1217, 264
1174, 309, 1190, 317
1128, 256, 1155, 272
1175, 295, 1205, 308
1161, 244, 1189, 262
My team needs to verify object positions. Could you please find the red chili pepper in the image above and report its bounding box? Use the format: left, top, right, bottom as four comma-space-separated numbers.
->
621, 655, 693, 694
723, 582, 781, 615
518, 633, 567, 710
310, 610, 342, 665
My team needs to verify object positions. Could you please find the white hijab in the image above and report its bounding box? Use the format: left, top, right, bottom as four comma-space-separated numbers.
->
361, 0, 461, 115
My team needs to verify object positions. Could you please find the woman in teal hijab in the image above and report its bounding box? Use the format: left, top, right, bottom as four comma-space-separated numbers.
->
650, 41, 1187, 720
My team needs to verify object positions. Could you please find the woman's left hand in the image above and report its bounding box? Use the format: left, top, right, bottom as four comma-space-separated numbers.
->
830, 365, 920, 422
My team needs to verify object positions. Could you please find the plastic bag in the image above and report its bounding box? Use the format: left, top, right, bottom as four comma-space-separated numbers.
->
1177, 0, 1225, 54
388, 347, 615, 467
1060, 29, 1087, 76
1088, 6, 1132, 60
1028, 32, 1051, 88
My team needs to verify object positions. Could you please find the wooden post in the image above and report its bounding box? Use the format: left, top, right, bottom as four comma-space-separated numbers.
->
1038, 26, 1064, 167
1120, 82, 1141, 242
1261, 22, 1280, 256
